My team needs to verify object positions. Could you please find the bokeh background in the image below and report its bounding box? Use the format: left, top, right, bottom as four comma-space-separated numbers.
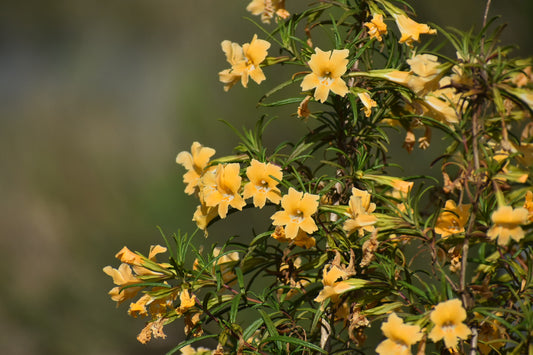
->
1, 1, 531, 354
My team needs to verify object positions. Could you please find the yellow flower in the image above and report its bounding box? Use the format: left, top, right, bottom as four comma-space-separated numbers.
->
213, 247, 240, 283
423, 95, 460, 125
271, 187, 319, 239
301, 48, 350, 103
358, 92, 377, 117
487, 205, 529, 246
176, 142, 216, 195
203, 163, 246, 219
406, 54, 443, 95
246, 0, 289, 24
271, 225, 316, 249
434, 200, 471, 238
192, 204, 218, 232
243, 159, 283, 208
364, 13, 388, 41
102, 263, 142, 305
176, 289, 196, 316
376, 313, 423, 355
218, 35, 270, 90
314, 264, 353, 303
343, 187, 377, 237
392, 13, 436, 47
429, 299, 471, 350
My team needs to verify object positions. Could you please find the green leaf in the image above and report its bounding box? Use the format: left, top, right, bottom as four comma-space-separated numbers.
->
260, 335, 328, 354
166, 334, 218, 355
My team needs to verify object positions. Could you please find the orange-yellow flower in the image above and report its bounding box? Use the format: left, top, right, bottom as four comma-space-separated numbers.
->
487, 205, 529, 246
364, 13, 388, 41
271, 188, 319, 239
176, 142, 216, 195
203, 163, 246, 219
406, 54, 443, 95
192, 204, 218, 232
176, 289, 196, 316
392, 13, 436, 47
301, 48, 350, 103
343, 187, 377, 236
314, 264, 353, 303
358, 92, 377, 117
429, 299, 471, 350
103, 263, 142, 305
376, 313, 423, 355
434, 200, 471, 238
219, 34, 270, 91
271, 225, 316, 249
243, 159, 283, 208
246, 0, 289, 24
213, 247, 240, 283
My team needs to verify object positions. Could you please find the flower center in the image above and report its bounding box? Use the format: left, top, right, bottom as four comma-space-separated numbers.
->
441, 322, 456, 333
290, 209, 304, 223
257, 179, 270, 193
319, 72, 333, 86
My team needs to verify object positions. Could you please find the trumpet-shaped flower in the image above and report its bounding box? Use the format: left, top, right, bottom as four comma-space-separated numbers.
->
376, 313, 423, 355
271, 188, 319, 239
392, 13, 436, 47
487, 205, 529, 246
203, 163, 246, 219
246, 0, 289, 24
192, 204, 218, 232
301, 48, 350, 103
213, 247, 240, 283
434, 200, 471, 238
364, 13, 388, 41
358, 92, 377, 117
219, 35, 270, 91
103, 263, 142, 305
243, 159, 283, 208
343, 187, 377, 236
176, 142, 216, 195
314, 264, 353, 303
271, 225, 316, 249
429, 299, 471, 350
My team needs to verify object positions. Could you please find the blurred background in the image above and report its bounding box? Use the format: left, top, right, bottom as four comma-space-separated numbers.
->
0, 1, 531, 354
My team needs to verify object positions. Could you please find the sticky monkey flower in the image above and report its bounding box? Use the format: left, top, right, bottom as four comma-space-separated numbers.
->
487, 205, 529, 246
364, 13, 388, 41
219, 34, 270, 90
176, 142, 216, 195
434, 200, 471, 238
271, 188, 319, 239
376, 313, 423, 355
203, 163, 246, 219
301, 48, 350, 103
343, 187, 377, 236
246, 0, 289, 24
392, 13, 436, 47
429, 299, 471, 350
243, 159, 283, 208
358, 92, 377, 117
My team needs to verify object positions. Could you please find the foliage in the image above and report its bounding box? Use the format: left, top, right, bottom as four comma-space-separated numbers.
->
104, 1, 533, 354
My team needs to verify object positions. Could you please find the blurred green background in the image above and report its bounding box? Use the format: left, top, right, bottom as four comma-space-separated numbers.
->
0, 1, 530, 354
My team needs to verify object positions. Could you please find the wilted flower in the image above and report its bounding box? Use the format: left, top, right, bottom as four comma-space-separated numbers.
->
212, 247, 240, 283
392, 13, 436, 47
434, 200, 471, 238
246, 0, 289, 24
376, 313, 423, 355
271, 188, 319, 239
218, 35, 270, 90
301, 48, 350, 103
297, 95, 312, 118
358, 92, 377, 117
176, 142, 216, 195
180, 345, 214, 355
428, 299, 471, 350
487, 205, 529, 246
243, 159, 283, 208
364, 13, 388, 41
524, 191, 533, 222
